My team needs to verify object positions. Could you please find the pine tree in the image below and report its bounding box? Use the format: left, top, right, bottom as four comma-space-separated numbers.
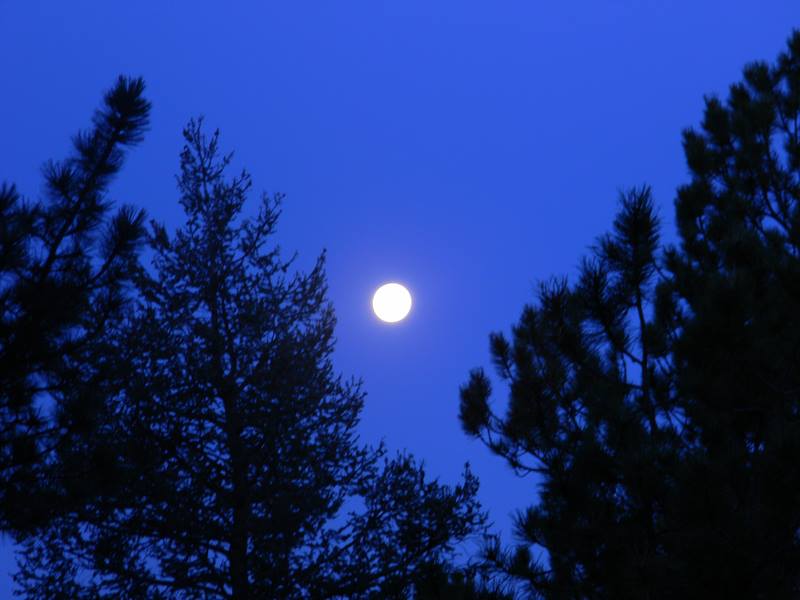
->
661, 28, 800, 597
410, 561, 514, 600
462, 188, 675, 599
15, 120, 485, 598
460, 30, 800, 599
0, 77, 149, 532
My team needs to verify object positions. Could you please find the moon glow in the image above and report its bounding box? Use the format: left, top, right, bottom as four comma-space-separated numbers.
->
372, 283, 412, 323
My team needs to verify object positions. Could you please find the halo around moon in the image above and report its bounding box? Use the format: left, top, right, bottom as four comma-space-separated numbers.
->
372, 283, 412, 323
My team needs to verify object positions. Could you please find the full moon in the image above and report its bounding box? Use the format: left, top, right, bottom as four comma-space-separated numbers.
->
372, 283, 412, 323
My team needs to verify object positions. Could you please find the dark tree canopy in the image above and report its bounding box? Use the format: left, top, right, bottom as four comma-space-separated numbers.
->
461, 30, 800, 599
409, 561, 514, 600
15, 121, 485, 599
0, 77, 149, 532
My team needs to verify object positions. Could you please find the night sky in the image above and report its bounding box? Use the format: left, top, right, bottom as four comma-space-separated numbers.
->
1, 1, 798, 592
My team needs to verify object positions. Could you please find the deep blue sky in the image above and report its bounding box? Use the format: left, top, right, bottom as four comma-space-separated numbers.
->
1, 0, 798, 592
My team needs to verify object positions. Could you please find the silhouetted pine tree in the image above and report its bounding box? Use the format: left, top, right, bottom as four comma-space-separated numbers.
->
460, 30, 800, 599
410, 561, 514, 600
0, 77, 149, 532
661, 28, 800, 597
15, 120, 485, 598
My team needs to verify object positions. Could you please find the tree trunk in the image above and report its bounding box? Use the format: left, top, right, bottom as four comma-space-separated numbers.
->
226, 406, 250, 599
210, 290, 250, 598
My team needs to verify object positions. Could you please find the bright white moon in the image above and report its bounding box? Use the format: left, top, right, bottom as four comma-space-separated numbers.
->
372, 283, 412, 323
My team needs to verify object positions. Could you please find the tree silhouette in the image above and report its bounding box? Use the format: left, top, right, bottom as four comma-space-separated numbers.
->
0, 77, 149, 532
15, 120, 485, 598
460, 30, 800, 599
410, 561, 514, 599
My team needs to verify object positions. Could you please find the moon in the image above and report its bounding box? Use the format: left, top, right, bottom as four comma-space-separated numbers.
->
372, 283, 412, 323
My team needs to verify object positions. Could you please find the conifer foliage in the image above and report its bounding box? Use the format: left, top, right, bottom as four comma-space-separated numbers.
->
15, 121, 484, 598
461, 30, 800, 599
0, 77, 149, 531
